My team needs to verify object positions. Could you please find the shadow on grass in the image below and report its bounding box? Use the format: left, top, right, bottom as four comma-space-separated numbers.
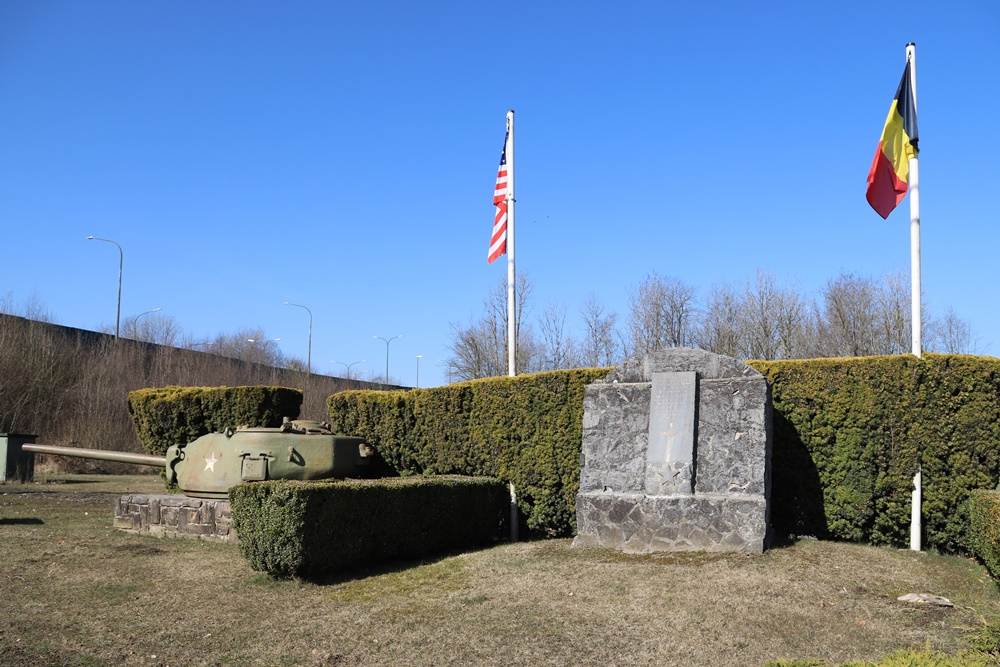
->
309, 540, 510, 586
0, 517, 45, 525
282, 532, 822, 587
299, 536, 849, 589
246, 537, 520, 587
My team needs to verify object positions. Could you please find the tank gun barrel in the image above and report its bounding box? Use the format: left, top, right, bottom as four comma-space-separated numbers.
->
21, 419, 371, 498
22, 443, 167, 467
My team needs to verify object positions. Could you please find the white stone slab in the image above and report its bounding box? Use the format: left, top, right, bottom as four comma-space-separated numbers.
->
646, 371, 696, 465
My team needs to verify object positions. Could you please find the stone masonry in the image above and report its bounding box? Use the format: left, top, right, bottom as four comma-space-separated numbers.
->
114, 494, 236, 543
573, 348, 772, 553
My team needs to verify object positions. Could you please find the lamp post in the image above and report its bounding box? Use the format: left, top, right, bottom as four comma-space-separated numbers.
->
416, 355, 423, 388
331, 359, 366, 380
283, 302, 313, 374
87, 236, 123, 340
132, 307, 161, 340
373, 335, 402, 385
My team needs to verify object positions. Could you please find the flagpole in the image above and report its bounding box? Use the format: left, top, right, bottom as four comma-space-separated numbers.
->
907, 42, 921, 357
506, 109, 516, 376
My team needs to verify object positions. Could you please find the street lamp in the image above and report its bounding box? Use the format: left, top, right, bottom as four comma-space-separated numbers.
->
87, 236, 123, 340
373, 335, 402, 385
331, 359, 366, 380
416, 355, 423, 388
283, 302, 312, 374
247, 337, 281, 343
132, 307, 161, 339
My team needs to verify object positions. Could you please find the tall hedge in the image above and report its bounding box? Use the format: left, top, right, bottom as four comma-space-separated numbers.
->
328, 354, 1000, 552
750, 354, 1000, 552
327, 368, 611, 537
967, 490, 1000, 580
128, 385, 302, 456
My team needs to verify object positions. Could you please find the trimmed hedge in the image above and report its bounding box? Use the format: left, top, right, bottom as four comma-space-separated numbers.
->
968, 490, 1000, 580
750, 354, 1000, 552
327, 368, 611, 537
327, 354, 1000, 552
128, 385, 302, 456
230, 476, 509, 577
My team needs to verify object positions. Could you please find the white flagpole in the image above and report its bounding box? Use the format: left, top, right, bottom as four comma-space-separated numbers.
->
910, 465, 922, 551
506, 109, 516, 376
907, 42, 921, 357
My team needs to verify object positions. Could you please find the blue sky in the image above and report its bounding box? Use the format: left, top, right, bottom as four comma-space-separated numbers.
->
2, 1, 998, 388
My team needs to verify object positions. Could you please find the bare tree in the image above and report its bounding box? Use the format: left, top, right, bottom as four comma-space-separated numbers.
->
122, 312, 182, 346
625, 273, 697, 356
0, 300, 375, 460
818, 273, 879, 357
742, 270, 813, 360
538, 302, 582, 371
446, 274, 538, 381
492, 272, 536, 372
366, 372, 402, 386
284, 356, 309, 372
928, 307, 978, 354
0, 317, 75, 434
872, 270, 911, 355
580, 294, 621, 367
741, 269, 783, 360
448, 318, 503, 380
696, 283, 743, 358
209, 327, 286, 367
664, 276, 698, 348
816, 271, 943, 358
1, 291, 55, 323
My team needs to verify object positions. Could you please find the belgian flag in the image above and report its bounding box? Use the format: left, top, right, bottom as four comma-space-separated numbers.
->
866, 61, 919, 219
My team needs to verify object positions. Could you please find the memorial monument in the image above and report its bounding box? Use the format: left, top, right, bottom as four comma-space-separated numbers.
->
573, 348, 772, 553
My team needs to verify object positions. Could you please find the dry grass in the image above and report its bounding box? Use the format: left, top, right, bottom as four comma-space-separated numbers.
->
2, 476, 999, 667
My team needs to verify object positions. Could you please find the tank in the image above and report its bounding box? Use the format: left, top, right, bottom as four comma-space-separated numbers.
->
22, 418, 373, 499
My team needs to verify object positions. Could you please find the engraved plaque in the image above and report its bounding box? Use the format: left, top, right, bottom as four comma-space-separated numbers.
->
646, 371, 696, 464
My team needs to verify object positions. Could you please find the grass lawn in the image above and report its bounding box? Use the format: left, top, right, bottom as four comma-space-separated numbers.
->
2, 475, 999, 666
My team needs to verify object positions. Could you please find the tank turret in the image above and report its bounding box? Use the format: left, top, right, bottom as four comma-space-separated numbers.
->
22, 418, 373, 498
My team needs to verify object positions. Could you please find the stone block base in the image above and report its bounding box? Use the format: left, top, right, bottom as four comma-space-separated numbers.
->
114, 494, 236, 543
573, 492, 768, 554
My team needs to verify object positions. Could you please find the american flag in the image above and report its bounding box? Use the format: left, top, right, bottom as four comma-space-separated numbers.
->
488, 129, 509, 264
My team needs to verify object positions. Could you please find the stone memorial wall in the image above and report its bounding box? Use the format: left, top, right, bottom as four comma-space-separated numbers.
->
573, 348, 772, 553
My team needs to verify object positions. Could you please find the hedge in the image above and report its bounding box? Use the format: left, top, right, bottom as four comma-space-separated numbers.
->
750, 354, 1000, 552
327, 368, 611, 537
128, 385, 302, 456
327, 354, 1000, 552
230, 476, 509, 578
968, 490, 1000, 580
